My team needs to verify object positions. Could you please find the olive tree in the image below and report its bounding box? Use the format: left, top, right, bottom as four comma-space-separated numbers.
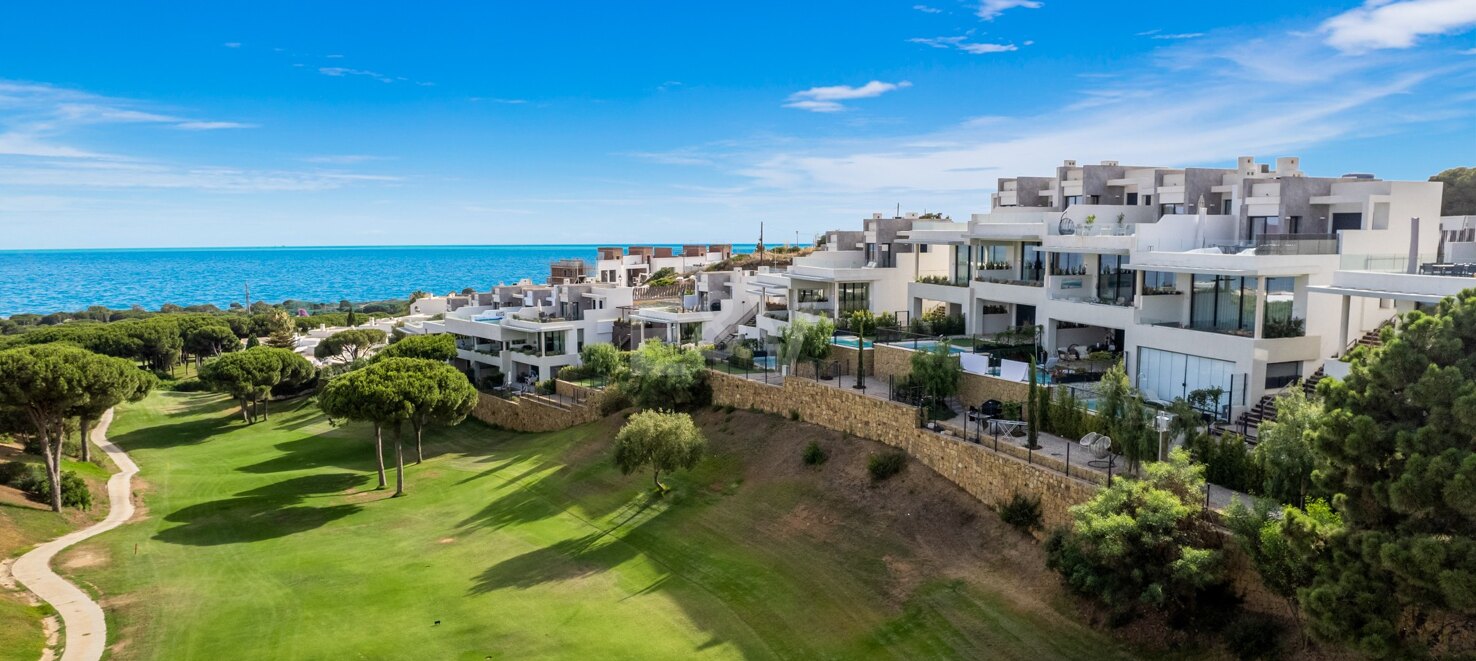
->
612, 409, 706, 493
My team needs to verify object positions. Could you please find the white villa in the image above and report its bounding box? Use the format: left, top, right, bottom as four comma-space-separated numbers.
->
897, 155, 1448, 424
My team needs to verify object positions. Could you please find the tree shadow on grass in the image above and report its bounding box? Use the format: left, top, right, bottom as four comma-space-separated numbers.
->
467, 493, 665, 594
109, 412, 236, 452
236, 435, 380, 475
154, 471, 367, 546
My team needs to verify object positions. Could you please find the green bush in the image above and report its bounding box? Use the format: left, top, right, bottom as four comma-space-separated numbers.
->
169, 377, 212, 392
598, 385, 633, 416
998, 492, 1042, 533
867, 450, 907, 481
789, 410, 801, 421
3, 464, 92, 510
802, 441, 828, 466
1221, 612, 1283, 660
1001, 401, 1024, 421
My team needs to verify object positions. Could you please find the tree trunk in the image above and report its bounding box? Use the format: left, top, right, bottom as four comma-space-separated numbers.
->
41, 426, 62, 512
261, 396, 269, 421
373, 423, 387, 489
652, 468, 663, 493
240, 398, 251, 423
414, 421, 424, 464
79, 416, 93, 463
393, 425, 406, 497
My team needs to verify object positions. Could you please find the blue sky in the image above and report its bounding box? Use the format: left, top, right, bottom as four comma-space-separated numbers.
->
2, 0, 1474, 249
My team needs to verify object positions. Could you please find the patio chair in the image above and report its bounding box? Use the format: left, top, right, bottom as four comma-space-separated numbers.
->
1086, 434, 1114, 468
1078, 431, 1101, 451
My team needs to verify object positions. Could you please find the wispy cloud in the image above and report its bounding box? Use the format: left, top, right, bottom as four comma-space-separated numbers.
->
302, 154, 388, 164
784, 80, 912, 112
0, 79, 393, 194
733, 31, 1470, 195
468, 97, 528, 105
910, 36, 1022, 54
222, 42, 241, 48
175, 121, 257, 130
975, 0, 1041, 21
1321, 0, 1476, 54
1152, 32, 1204, 40
913, 4, 943, 13
319, 67, 395, 83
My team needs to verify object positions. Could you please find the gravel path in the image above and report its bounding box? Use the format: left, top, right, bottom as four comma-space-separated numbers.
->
13, 409, 131, 661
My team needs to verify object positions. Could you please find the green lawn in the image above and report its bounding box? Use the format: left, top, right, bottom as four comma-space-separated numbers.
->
64, 391, 1144, 660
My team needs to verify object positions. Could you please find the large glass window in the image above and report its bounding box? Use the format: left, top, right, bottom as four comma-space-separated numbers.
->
543, 331, 566, 356
1051, 252, 1086, 276
1190, 275, 1256, 335
1064, 195, 1082, 207
1160, 203, 1187, 215
838, 282, 870, 314
1263, 277, 1301, 338
952, 245, 970, 284
795, 287, 827, 303
1143, 271, 1178, 294
1136, 347, 1238, 417
1020, 243, 1045, 283
1096, 255, 1134, 305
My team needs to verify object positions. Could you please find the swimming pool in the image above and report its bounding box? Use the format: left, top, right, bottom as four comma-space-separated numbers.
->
830, 336, 874, 349
888, 339, 968, 355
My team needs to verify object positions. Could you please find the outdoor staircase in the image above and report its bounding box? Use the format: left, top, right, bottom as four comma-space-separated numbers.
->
711, 306, 758, 349
1226, 320, 1391, 438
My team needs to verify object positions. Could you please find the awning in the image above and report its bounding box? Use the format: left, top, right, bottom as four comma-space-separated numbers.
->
1307, 285, 1446, 304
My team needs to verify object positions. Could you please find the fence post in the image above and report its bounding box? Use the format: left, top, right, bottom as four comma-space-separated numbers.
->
1065, 443, 1070, 478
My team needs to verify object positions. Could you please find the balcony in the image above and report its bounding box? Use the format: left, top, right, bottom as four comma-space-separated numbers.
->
1251, 233, 1338, 256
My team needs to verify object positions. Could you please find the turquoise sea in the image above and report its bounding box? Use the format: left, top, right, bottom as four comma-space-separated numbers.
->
0, 244, 754, 316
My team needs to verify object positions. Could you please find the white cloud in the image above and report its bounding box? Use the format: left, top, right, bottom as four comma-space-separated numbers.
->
975, 0, 1041, 20
1322, 0, 1476, 53
302, 154, 387, 164
175, 121, 257, 130
910, 36, 1021, 54
784, 80, 912, 112
736, 33, 1462, 196
1152, 32, 1204, 40
913, 4, 943, 13
959, 42, 1019, 53
1460, 47, 1476, 54
319, 67, 395, 83
223, 42, 241, 48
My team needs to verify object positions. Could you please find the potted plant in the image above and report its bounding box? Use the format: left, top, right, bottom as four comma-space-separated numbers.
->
1115, 212, 1126, 234
1084, 214, 1097, 234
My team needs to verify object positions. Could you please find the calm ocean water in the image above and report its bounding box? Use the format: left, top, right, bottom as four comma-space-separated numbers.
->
0, 244, 755, 317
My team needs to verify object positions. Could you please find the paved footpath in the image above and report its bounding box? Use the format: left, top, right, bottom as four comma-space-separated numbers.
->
13, 409, 132, 661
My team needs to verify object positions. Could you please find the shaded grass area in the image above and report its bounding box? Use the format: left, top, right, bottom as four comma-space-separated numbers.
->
1, 443, 114, 661
64, 391, 1145, 660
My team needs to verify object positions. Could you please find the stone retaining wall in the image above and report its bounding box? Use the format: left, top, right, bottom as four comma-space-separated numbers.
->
872, 343, 913, 380
470, 383, 605, 433
958, 372, 1031, 407
709, 371, 1098, 528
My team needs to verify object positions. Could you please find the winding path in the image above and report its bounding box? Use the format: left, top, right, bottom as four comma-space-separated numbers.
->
13, 409, 132, 661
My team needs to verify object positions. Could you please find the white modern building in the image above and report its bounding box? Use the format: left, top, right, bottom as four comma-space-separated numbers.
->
901, 156, 1446, 423
406, 263, 769, 387
742, 212, 956, 342
590, 244, 733, 287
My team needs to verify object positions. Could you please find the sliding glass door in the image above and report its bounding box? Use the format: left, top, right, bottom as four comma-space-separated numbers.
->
1189, 274, 1256, 335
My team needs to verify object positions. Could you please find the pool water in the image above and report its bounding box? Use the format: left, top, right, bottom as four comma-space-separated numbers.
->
830, 336, 874, 349
890, 339, 968, 355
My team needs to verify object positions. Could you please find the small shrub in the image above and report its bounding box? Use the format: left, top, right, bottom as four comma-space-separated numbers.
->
1222, 612, 1284, 660
598, 385, 633, 416
867, 450, 907, 481
169, 377, 211, 392
789, 410, 801, 421
5, 464, 91, 510
802, 441, 828, 466
0, 461, 32, 486
998, 492, 1042, 533
1001, 400, 1024, 420
535, 379, 556, 395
